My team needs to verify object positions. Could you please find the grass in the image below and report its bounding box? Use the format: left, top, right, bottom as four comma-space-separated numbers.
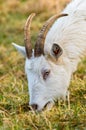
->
0, 0, 86, 129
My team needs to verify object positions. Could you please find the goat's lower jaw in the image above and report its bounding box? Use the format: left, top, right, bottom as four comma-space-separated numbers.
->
42, 101, 54, 111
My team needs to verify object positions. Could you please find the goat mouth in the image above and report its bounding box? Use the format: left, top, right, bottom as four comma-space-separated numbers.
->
44, 101, 50, 108
43, 101, 54, 110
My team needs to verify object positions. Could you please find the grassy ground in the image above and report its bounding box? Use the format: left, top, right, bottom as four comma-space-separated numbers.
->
0, 0, 86, 130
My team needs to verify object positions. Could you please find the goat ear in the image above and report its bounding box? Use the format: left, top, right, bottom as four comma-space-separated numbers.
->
12, 42, 26, 57
51, 43, 63, 60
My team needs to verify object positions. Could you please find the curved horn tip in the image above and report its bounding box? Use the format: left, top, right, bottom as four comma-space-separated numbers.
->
28, 13, 36, 20
24, 13, 36, 28
30, 13, 36, 17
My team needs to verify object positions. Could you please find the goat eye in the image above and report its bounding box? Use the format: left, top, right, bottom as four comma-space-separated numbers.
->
42, 70, 50, 80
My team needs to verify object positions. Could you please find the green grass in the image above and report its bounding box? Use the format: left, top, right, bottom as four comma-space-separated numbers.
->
0, 0, 86, 130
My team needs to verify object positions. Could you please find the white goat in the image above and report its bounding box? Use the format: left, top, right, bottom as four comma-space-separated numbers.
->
12, 0, 86, 111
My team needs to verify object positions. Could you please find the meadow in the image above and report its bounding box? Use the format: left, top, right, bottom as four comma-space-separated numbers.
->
0, 0, 86, 129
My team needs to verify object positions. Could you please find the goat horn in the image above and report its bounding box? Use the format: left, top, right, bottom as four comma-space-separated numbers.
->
34, 13, 68, 57
24, 13, 35, 58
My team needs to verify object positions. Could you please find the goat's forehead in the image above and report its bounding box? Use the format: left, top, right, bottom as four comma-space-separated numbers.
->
25, 56, 50, 71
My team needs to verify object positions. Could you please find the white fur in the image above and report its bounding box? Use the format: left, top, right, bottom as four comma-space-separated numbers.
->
13, 0, 86, 111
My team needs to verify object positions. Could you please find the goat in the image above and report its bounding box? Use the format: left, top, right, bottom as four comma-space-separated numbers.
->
12, 0, 86, 111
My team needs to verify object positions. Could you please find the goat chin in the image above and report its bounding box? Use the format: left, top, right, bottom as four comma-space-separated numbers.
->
12, 0, 86, 111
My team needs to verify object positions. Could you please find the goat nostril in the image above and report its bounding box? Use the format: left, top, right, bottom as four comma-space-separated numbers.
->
31, 104, 38, 110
